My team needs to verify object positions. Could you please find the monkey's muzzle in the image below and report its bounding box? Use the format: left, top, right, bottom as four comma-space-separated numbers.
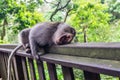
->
57, 33, 74, 45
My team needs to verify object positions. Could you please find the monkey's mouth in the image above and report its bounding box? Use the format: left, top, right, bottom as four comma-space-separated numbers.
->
57, 34, 73, 45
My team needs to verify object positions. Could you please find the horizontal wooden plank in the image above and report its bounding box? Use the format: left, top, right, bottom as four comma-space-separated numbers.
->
57, 42, 120, 48
40, 54, 120, 77
1, 42, 120, 49
1, 42, 120, 60
0, 48, 32, 58
0, 44, 23, 50
48, 42, 120, 61
0, 44, 17, 47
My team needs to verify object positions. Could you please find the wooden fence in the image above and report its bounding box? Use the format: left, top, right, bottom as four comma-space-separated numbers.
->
0, 43, 120, 80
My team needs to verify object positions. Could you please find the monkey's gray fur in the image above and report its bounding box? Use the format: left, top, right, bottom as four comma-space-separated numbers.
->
7, 22, 76, 80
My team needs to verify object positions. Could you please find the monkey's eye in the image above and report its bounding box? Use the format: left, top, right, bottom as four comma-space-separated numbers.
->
71, 29, 76, 34
64, 29, 70, 32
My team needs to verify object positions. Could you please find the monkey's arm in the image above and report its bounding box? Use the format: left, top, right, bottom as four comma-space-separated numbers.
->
7, 45, 23, 80
29, 38, 39, 59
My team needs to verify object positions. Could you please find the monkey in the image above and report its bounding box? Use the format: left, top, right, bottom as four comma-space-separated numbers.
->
29, 22, 76, 58
18, 28, 31, 53
7, 22, 76, 80
7, 28, 31, 80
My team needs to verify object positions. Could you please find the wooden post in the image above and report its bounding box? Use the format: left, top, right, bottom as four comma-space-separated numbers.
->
84, 71, 100, 80
62, 66, 74, 80
47, 62, 57, 80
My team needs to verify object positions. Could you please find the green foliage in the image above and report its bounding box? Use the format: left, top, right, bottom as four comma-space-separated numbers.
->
14, 10, 45, 33
56, 65, 63, 80
8, 2, 45, 33
68, 0, 111, 42
74, 69, 84, 80
107, 1, 120, 20
0, 40, 9, 44
0, 0, 45, 43
101, 74, 119, 80
109, 20, 120, 41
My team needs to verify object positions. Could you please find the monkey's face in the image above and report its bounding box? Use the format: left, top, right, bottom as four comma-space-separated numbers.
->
53, 27, 76, 45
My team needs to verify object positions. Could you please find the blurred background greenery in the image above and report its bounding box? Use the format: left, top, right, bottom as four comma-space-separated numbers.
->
0, 0, 120, 43
0, 0, 120, 80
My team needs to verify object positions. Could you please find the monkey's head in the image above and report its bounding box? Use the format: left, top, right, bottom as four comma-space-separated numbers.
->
52, 23, 76, 45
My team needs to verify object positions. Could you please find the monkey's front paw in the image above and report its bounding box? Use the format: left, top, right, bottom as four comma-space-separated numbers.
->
25, 48, 31, 53
36, 55, 39, 59
33, 55, 39, 60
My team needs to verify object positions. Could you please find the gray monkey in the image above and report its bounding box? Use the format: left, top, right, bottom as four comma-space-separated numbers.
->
7, 22, 76, 80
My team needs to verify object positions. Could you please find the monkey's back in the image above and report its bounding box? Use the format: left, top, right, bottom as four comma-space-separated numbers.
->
18, 28, 31, 44
29, 22, 61, 46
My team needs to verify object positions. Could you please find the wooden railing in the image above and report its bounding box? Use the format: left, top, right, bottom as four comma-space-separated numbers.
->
0, 43, 120, 80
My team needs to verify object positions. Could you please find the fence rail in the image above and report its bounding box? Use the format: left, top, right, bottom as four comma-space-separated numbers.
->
0, 42, 120, 80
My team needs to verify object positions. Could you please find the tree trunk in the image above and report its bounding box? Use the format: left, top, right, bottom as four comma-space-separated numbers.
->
1, 25, 5, 40
64, 9, 71, 22
1, 19, 7, 40
83, 26, 87, 43
101, 0, 104, 4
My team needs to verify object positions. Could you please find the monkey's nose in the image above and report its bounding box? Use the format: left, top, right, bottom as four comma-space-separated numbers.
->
66, 34, 73, 42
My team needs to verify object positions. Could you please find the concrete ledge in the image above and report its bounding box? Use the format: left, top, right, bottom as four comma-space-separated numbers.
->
48, 42, 120, 61
1, 42, 120, 60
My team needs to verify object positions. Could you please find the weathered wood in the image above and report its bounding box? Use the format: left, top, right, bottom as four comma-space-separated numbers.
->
1, 42, 120, 60
84, 71, 100, 80
21, 57, 29, 80
28, 58, 36, 80
0, 48, 32, 58
12, 57, 19, 80
48, 43, 120, 61
37, 60, 46, 80
11, 60, 16, 80
0, 43, 120, 79
3, 53, 9, 80
40, 54, 120, 77
62, 66, 74, 80
0, 52, 7, 80
47, 62, 57, 80
0, 44, 18, 49
5, 53, 14, 80
15, 56, 28, 80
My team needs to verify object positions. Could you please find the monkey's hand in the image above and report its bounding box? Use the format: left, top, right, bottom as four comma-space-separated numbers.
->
32, 55, 39, 60
33, 52, 44, 60
26, 48, 31, 53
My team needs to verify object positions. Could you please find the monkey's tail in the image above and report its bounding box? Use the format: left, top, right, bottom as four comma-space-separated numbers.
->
7, 45, 23, 80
